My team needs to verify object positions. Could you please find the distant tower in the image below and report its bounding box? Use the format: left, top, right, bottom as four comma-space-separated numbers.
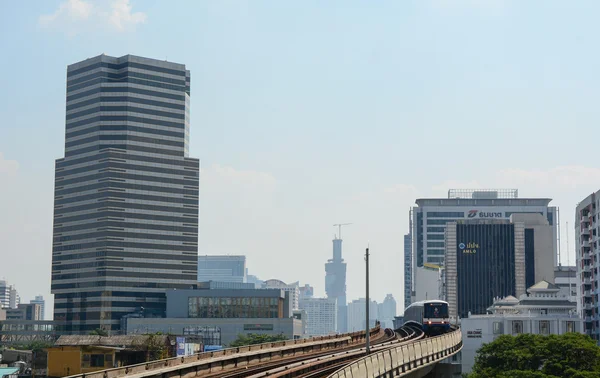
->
326, 224, 350, 333
31, 295, 45, 321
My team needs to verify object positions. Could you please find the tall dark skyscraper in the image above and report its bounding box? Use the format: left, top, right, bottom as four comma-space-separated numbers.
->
51, 54, 199, 333
325, 237, 347, 333
445, 221, 525, 319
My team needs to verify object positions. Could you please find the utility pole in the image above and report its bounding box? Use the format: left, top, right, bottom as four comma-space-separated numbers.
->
365, 246, 370, 355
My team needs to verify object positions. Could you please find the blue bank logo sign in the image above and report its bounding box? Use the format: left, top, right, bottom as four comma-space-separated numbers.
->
459, 242, 479, 254
466, 210, 503, 218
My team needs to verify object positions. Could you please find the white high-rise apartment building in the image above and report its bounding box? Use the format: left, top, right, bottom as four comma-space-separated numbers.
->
0, 280, 10, 309
0, 281, 20, 309
575, 191, 600, 342
299, 298, 337, 337
9, 287, 20, 309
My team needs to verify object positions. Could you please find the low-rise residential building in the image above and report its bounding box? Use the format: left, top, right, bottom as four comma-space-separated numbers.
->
0, 367, 20, 378
461, 280, 582, 374
46, 335, 174, 378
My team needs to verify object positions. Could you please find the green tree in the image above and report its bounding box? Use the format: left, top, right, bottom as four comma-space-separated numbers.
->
229, 333, 288, 347
10, 341, 54, 352
89, 328, 109, 336
467, 333, 600, 378
132, 333, 168, 361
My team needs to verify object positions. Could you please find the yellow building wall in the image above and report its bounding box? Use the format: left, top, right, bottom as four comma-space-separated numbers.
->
47, 346, 116, 377
47, 346, 81, 378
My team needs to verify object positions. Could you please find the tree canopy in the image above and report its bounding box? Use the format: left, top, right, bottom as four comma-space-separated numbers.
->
229, 333, 288, 347
89, 328, 109, 336
467, 333, 600, 378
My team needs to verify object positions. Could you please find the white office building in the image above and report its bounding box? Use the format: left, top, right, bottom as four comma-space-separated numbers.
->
299, 298, 337, 337
347, 298, 378, 332
378, 294, 397, 329
413, 264, 442, 303
461, 280, 582, 374
263, 280, 300, 310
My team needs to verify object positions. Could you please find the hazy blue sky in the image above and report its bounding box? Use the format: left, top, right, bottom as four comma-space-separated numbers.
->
1, 0, 600, 318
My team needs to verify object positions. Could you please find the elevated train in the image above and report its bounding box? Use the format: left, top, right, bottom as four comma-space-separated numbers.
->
403, 300, 450, 335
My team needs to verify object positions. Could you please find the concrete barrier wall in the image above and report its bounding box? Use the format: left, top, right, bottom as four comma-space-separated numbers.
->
65, 325, 381, 378
328, 328, 462, 378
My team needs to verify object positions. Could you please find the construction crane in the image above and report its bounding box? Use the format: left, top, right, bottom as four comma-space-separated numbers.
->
333, 223, 352, 240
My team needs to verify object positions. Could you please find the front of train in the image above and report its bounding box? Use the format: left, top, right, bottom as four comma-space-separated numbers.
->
422, 301, 450, 335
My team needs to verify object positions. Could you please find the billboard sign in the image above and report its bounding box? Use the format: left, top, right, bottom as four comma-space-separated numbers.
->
176, 337, 185, 356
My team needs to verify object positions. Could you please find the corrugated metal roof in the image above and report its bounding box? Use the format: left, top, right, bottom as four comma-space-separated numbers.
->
54, 335, 171, 347
0, 368, 20, 377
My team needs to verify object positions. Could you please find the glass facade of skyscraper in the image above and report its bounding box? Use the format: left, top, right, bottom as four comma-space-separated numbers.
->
51, 54, 199, 333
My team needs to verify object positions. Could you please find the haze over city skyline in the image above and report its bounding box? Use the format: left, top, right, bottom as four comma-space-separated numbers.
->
3, 0, 600, 316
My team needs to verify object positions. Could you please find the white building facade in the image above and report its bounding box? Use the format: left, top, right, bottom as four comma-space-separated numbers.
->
298, 298, 337, 337
461, 280, 582, 374
378, 294, 397, 329
0, 281, 20, 310
264, 280, 300, 310
554, 266, 576, 302
347, 298, 378, 332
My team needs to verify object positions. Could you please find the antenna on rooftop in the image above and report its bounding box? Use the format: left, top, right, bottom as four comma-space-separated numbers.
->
333, 223, 352, 239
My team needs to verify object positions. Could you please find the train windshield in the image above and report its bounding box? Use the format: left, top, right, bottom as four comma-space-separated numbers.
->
424, 303, 448, 318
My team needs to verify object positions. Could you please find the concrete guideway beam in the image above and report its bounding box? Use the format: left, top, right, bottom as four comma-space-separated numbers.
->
63, 326, 382, 378
327, 328, 463, 378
